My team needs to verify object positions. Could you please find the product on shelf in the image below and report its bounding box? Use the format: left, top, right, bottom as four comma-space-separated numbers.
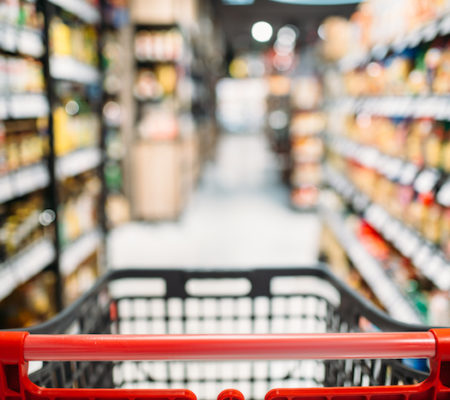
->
105, 192, 130, 228
63, 253, 99, 306
322, 0, 450, 325
342, 38, 450, 97
134, 69, 163, 100
0, 55, 45, 94
134, 64, 177, 100
58, 171, 101, 247
355, 217, 449, 324
290, 112, 326, 137
437, 178, 450, 257
291, 136, 324, 162
0, 191, 52, 262
137, 102, 178, 140
0, 270, 57, 328
134, 28, 183, 62
291, 77, 323, 110
291, 162, 322, 186
323, 188, 449, 325
0, 0, 44, 30
49, 16, 99, 66
291, 185, 319, 209
0, 119, 49, 175
327, 148, 450, 318
343, 114, 450, 171
53, 96, 100, 156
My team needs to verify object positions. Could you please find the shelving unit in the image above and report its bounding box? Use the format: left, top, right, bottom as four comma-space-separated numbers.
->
324, 163, 450, 292
321, 201, 422, 324
101, 0, 130, 229
44, 0, 105, 307
130, 22, 197, 221
322, 3, 450, 325
0, 0, 113, 327
0, 1, 59, 326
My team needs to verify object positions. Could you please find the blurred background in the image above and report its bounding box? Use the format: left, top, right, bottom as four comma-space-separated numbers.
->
0, 0, 449, 329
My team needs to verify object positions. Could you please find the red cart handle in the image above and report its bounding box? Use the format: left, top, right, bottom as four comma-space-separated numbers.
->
23, 331, 437, 361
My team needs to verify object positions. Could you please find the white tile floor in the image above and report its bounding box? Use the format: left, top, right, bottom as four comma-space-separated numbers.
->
108, 133, 321, 269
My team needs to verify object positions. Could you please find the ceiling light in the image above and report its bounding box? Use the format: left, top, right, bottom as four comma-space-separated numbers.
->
317, 24, 326, 40
277, 25, 297, 46
251, 21, 273, 43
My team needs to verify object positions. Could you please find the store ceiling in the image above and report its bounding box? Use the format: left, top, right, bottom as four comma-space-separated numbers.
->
212, 0, 357, 52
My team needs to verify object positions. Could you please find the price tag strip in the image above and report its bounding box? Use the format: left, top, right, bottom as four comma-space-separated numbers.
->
0, 238, 56, 302
50, 56, 101, 85
0, 163, 50, 205
47, 0, 100, 24
56, 147, 102, 180
60, 229, 102, 277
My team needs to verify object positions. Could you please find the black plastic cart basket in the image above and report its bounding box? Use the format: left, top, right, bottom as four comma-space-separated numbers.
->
1, 266, 449, 400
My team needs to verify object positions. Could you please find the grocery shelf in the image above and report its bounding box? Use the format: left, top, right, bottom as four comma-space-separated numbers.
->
325, 164, 450, 292
0, 238, 56, 302
327, 134, 425, 183
0, 94, 49, 120
0, 25, 44, 57
0, 163, 50, 204
55, 147, 102, 179
50, 56, 100, 85
328, 96, 450, 120
339, 12, 450, 70
60, 229, 101, 277
321, 203, 422, 324
47, 0, 101, 25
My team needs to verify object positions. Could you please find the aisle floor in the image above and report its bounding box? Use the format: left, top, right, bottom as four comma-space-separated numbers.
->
108, 133, 321, 269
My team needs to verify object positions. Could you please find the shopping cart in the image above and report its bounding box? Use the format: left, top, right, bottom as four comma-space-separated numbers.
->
1, 266, 449, 400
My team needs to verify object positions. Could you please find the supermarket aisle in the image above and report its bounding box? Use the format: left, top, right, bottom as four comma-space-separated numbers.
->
108, 133, 321, 268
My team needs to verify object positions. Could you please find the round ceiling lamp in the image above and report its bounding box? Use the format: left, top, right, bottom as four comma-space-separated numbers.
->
251, 21, 273, 43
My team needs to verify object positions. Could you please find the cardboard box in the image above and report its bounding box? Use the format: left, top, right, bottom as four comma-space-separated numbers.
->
131, 0, 175, 24
131, 140, 184, 220
131, 0, 197, 25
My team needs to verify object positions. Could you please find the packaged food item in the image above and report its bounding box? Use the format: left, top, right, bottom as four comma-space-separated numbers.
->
0, 270, 57, 328
437, 178, 450, 257
53, 97, 100, 156
134, 28, 183, 62
424, 121, 444, 169
50, 17, 99, 66
441, 123, 450, 173
58, 172, 101, 246
63, 254, 99, 306
291, 185, 319, 209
